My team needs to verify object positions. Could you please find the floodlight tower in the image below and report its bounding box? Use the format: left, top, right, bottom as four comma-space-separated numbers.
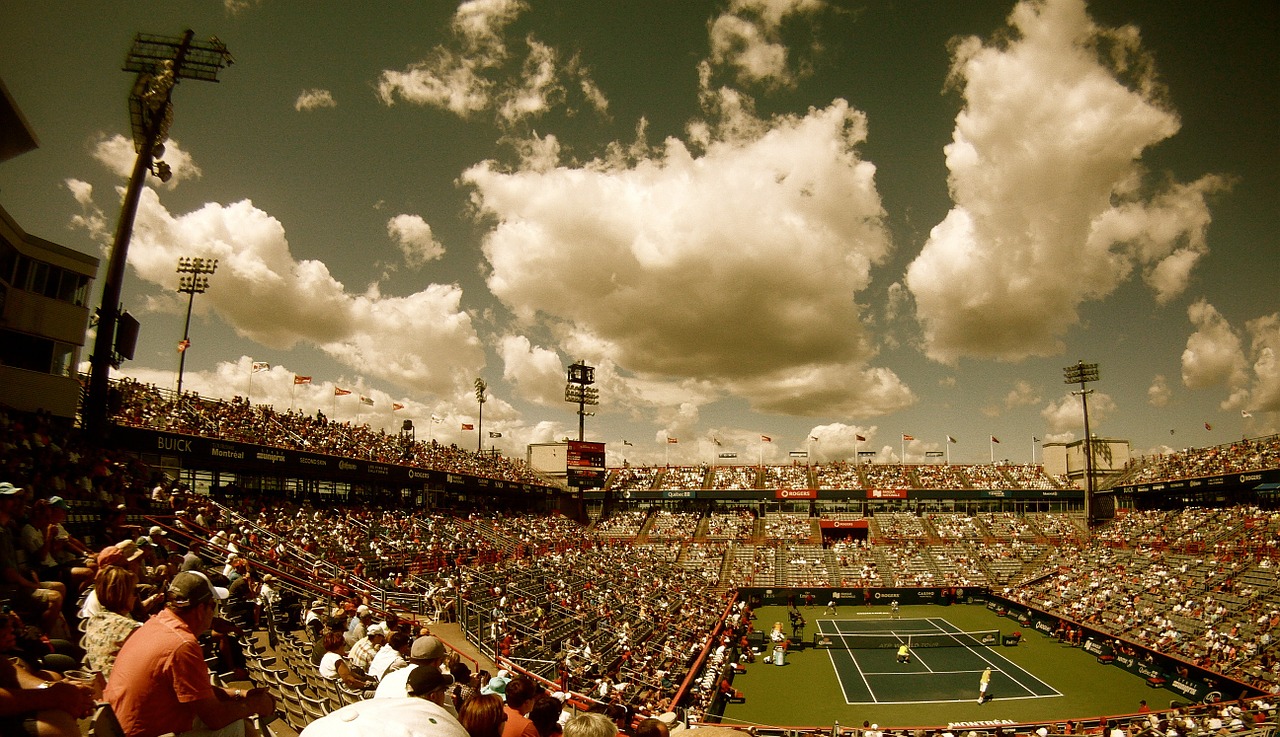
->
1063, 360, 1100, 527
84, 30, 233, 439
565, 361, 599, 442
174, 256, 218, 403
474, 378, 487, 452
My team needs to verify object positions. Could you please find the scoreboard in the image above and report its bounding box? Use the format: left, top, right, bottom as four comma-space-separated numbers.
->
566, 440, 606, 489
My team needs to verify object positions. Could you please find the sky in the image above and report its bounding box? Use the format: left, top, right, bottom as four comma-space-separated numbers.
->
1, 0, 1276, 469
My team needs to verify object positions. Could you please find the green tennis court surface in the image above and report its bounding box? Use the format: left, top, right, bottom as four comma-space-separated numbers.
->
817, 617, 1061, 705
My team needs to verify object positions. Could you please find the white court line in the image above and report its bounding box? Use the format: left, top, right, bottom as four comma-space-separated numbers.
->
825, 639, 878, 705
925, 617, 1062, 697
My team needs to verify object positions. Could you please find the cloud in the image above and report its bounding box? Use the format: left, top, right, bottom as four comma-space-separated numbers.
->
498, 334, 565, 406
708, 0, 825, 88
386, 214, 446, 267
1041, 390, 1116, 436
91, 134, 201, 190
1147, 374, 1171, 407
1004, 379, 1040, 409
905, 0, 1225, 364
295, 89, 337, 112
376, 0, 606, 124
466, 98, 915, 417
1181, 299, 1247, 391
69, 186, 483, 400
66, 179, 108, 242
807, 422, 877, 461
1181, 301, 1280, 420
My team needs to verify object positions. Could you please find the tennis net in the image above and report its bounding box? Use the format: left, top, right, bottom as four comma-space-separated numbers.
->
811, 629, 1000, 650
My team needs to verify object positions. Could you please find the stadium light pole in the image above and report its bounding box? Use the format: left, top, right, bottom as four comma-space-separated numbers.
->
174, 256, 217, 403
564, 360, 599, 442
474, 378, 486, 452
84, 30, 233, 440
1064, 360, 1100, 527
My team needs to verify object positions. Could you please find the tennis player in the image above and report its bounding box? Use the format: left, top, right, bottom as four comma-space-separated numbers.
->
896, 643, 910, 664
978, 667, 992, 703
890, 601, 900, 619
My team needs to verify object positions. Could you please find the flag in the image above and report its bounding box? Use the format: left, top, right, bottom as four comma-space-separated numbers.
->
489, 431, 502, 438
1242, 410, 1253, 418
294, 375, 312, 385
947, 435, 957, 443
761, 435, 772, 442
902, 434, 914, 441
392, 403, 405, 411
334, 387, 351, 396
251, 362, 270, 373
430, 414, 442, 423
713, 438, 722, 446
1205, 422, 1212, 431
990, 435, 1000, 444
462, 423, 474, 430
623, 440, 633, 446
1033, 436, 1040, 442
856, 434, 866, 442
667, 437, 678, 444
360, 395, 374, 406
809, 436, 819, 442
177, 339, 190, 353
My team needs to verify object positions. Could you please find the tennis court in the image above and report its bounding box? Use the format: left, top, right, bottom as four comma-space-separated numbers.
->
816, 616, 1061, 705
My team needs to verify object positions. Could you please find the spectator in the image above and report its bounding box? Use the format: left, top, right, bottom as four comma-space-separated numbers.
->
502, 675, 543, 737
0, 606, 93, 737
458, 693, 508, 737
105, 570, 275, 737
0, 484, 68, 638
563, 714, 617, 737
318, 629, 374, 693
82, 565, 142, 679
528, 694, 565, 737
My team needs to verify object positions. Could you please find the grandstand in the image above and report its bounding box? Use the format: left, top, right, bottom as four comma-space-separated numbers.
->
1, 387, 1279, 735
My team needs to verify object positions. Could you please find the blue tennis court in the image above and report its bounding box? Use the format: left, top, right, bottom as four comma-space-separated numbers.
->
816, 617, 1062, 705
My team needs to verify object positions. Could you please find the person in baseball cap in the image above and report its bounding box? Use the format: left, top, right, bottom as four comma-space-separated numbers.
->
407, 666, 455, 703
167, 570, 229, 606
373, 636, 448, 700
106, 570, 271, 737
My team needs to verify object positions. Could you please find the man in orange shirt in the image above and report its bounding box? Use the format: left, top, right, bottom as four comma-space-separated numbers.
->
106, 571, 275, 737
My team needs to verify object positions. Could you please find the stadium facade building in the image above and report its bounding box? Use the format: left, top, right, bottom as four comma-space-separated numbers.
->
0, 78, 100, 420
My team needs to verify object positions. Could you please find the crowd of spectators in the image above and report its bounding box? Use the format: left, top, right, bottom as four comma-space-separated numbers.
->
1112, 437, 1280, 487
7, 397, 1280, 734
703, 510, 756, 541
113, 379, 546, 485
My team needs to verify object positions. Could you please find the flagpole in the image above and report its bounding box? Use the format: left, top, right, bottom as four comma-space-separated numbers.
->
1031, 436, 1036, 464
990, 436, 995, 464
290, 380, 296, 412
945, 436, 950, 465
247, 361, 254, 404
900, 435, 905, 463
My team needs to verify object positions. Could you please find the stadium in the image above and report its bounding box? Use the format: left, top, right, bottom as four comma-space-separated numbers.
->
2, 384, 1279, 735
2, 3, 1278, 737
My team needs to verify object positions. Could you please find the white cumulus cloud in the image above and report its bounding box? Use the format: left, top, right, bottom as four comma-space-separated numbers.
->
906, 0, 1224, 364
91, 134, 201, 190
465, 98, 915, 417
69, 187, 483, 400
386, 214, 446, 267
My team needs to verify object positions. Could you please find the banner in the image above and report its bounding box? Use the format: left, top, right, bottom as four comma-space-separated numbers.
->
775, 488, 816, 499
867, 488, 908, 499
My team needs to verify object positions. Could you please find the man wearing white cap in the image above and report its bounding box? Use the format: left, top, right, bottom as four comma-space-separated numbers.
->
106, 570, 275, 737
349, 622, 388, 677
